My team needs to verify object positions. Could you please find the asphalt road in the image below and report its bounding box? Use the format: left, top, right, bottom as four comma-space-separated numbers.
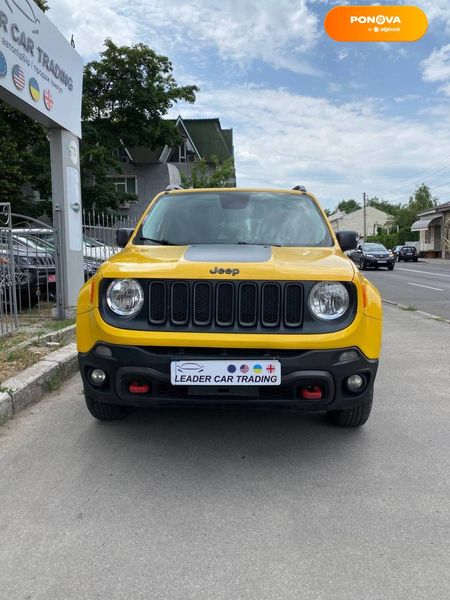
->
362, 260, 450, 319
1, 305, 449, 600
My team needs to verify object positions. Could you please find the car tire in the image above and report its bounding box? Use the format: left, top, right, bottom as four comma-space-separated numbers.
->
387, 264, 394, 271
327, 389, 373, 428
85, 395, 132, 421
413, 258, 418, 262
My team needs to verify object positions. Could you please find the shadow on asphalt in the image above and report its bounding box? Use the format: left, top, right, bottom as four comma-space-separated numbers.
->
78, 406, 369, 476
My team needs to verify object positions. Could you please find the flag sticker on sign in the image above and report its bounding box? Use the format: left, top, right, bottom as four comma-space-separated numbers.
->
0, 51, 7, 78
12, 64, 25, 91
44, 89, 54, 111
29, 77, 40, 102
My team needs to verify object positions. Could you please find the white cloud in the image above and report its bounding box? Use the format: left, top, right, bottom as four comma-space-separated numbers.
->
49, 0, 322, 75
48, 0, 137, 57
131, 0, 321, 75
412, 0, 450, 31
172, 86, 450, 208
421, 44, 450, 83
420, 44, 450, 97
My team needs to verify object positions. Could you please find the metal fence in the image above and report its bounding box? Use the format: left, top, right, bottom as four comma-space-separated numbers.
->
1, 203, 61, 335
0, 205, 138, 337
82, 209, 137, 252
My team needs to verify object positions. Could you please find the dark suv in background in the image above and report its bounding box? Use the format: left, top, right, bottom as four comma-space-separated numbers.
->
392, 245, 419, 262
349, 242, 395, 271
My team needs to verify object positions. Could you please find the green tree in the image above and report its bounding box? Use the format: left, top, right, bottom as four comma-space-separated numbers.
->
367, 196, 400, 217
337, 199, 361, 214
81, 39, 199, 210
367, 185, 438, 247
181, 157, 235, 189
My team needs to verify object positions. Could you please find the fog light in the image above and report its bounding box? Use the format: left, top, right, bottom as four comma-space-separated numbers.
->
347, 374, 364, 392
90, 369, 106, 386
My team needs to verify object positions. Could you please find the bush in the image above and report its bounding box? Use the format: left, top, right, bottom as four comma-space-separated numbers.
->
367, 228, 419, 249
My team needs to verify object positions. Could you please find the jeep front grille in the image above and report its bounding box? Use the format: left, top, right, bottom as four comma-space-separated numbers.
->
148, 280, 304, 332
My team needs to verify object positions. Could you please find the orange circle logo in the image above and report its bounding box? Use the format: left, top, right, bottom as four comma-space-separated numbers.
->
324, 5, 428, 42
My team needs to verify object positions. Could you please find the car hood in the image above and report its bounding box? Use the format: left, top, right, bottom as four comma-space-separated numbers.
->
100, 244, 356, 281
365, 251, 389, 256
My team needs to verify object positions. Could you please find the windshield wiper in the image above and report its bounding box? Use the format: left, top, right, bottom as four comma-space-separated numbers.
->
138, 236, 177, 246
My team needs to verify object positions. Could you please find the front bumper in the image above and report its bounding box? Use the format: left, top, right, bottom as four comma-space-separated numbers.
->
79, 344, 378, 410
365, 256, 395, 267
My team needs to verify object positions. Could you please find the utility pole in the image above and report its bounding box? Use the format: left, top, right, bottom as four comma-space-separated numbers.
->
363, 192, 367, 241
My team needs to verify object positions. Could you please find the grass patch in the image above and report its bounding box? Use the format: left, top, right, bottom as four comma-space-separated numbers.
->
43, 319, 75, 331
0, 331, 29, 353
0, 345, 49, 384
401, 305, 417, 311
0, 313, 75, 384
6, 347, 38, 369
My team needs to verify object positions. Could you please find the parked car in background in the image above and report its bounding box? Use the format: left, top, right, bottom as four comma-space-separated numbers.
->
349, 242, 395, 271
12, 228, 115, 259
391, 245, 419, 262
11, 229, 116, 280
0, 232, 56, 304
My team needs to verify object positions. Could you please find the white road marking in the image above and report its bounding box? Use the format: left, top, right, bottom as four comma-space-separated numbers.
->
408, 283, 443, 292
397, 268, 450, 279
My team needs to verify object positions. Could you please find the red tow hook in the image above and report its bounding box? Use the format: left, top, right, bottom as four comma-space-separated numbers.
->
300, 385, 323, 400
129, 381, 150, 394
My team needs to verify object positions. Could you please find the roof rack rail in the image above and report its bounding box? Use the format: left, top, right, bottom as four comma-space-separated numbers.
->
166, 185, 184, 191
292, 185, 306, 192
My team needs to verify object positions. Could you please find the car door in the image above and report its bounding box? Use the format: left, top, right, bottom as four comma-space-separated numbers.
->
350, 244, 363, 263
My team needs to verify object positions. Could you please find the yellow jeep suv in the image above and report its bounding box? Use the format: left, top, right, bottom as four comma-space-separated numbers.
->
77, 187, 382, 427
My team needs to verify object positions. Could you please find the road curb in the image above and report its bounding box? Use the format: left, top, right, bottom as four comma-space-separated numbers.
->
0, 342, 78, 423
382, 300, 450, 325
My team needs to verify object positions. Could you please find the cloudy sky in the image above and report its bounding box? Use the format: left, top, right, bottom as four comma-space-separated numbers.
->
48, 0, 450, 211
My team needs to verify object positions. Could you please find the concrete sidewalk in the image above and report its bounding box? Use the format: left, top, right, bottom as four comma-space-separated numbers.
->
419, 257, 450, 265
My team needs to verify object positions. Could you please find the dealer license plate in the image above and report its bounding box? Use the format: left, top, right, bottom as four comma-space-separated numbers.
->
171, 360, 281, 386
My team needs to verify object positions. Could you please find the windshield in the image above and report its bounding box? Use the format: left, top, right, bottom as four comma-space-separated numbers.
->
363, 243, 388, 252
136, 191, 333, 247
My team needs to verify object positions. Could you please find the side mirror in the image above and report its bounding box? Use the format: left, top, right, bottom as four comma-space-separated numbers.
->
336, 230, 358, 252
116, 228, 134, 248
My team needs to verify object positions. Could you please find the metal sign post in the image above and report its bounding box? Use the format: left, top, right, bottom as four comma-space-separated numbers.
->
48, 129, 84, 318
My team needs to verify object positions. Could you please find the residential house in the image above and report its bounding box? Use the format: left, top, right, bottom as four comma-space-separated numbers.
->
110, 116, 235, 218
411, 201, 450, 258
329, 206, 391, 239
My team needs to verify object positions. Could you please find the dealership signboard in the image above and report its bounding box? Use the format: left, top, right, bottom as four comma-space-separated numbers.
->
0, 0, 83, 137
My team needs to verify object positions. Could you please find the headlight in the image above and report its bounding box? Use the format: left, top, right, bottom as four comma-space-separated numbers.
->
106, 279, 144, 316
308, 282, 350, 321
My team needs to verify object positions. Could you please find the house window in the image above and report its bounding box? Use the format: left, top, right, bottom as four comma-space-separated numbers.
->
178, 139, 197, 163
178, 141, 187, 162
110, 177, 137, 194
